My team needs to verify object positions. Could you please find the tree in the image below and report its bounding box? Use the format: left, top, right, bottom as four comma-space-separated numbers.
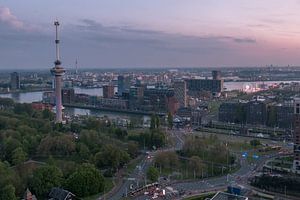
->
94, 144, 130, 170
70, 123, 81, 133
155, 115, 160, 129
150, 114, 156, 130
42, 109, 54, 120
188, 156, 204, 177
250, 139, 261, 147
29, 165, 63, 197
167, 112, 173, 129
155, 151, 179, 169
147, 166, 159, 182
127, 142, 139, 158
14, 103, 33, 116
65, 163, 105, 197
114, 128, 127, 139
77, 143, 90, 161
0, 97, 14, 108
3, 137, 22, 163
38, 135, 76, 156
12, 147, 27, 166
0, 184, 17, 200
0, 161, 21, 197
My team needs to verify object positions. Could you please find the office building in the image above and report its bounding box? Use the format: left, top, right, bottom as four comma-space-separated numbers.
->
173, 81, 187, 108
97, 98, 128, 110
117, 75, 131, 96
117, 75, 124, 96
219, 101, 246, 123
275, 103, 294, 129
187, 71, 223, 97
212, 70, 221, 80
10, 72, 20, 90
246, 99, 269, 125
103, 85, 115, 98
293, 98, 300, 172
129, 86, 144, 99
144, 88, 174, 112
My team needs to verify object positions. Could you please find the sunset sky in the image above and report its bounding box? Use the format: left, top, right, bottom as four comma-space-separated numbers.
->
1, 0, 300, 69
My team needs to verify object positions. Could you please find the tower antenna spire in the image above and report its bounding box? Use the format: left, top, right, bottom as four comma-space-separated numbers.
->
54, 20, 61, 64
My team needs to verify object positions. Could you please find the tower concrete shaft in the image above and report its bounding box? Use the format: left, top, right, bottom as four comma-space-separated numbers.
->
51, 20, 65, 123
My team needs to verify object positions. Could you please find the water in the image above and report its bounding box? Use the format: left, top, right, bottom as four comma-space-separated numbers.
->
224, 80, 300, 91
0, 91, 45, 103
1, 81, 299, 103
0, 87, 106, 104
64, 107, 149, 121
0, 81, 298, 117
0, 87, 147, 119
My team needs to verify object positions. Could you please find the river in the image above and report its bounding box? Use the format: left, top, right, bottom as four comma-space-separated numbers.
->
0, 81, 298, 117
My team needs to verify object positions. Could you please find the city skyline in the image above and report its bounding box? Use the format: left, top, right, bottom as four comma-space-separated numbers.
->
1, 1, 300, 69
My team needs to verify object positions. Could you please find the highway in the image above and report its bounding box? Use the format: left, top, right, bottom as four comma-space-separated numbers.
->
107, 129, 185, 200
107, 154, 153, 200
106, 128, 285, 200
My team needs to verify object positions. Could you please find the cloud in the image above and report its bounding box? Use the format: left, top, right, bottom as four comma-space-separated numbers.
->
0, 17, 259, 69
73, 19, 256, 46
0, 6, 24, 29
233, 38, 256, 43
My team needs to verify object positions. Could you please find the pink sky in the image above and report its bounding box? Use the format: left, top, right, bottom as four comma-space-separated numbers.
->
1, 0, 300, 68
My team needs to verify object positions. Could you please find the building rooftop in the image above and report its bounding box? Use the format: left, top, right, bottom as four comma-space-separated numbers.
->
211, 192, 248, 200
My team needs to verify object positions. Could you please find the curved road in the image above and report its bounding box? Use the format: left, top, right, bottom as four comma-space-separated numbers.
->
107, 129, 278, 200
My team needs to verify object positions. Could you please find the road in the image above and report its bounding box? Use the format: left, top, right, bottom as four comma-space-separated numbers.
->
107, 129, 186, 200
169, 155, 254, 193
107, 154, 153, 200
106, 128, 284, 200
167, 152, 283, 200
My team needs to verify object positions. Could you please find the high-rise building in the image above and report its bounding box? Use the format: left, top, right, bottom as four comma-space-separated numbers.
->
293, 98, 300, 172
117, 75, 124, 96
212, 70, 221, 80
187, 79, 223, 94
10, 72, 20, 90
118, 75, 131, 96
50, 21, 65, 123
103, 85, 115, 98
173, 81, 187, 108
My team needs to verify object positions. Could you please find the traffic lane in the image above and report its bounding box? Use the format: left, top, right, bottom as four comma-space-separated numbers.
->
109, 156, 150, 200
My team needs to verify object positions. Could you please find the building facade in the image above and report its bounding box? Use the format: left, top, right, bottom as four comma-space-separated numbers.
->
212, 70, 221, 80
219, 102, 246, 123
275, 104, 294, 129
293, 98, 300, 172
10, 72, 20, 90
103, 85, 115, 98
173, 81, 187, 108
246, 100, 268, 125
117, 75, 124, 96
186, 71, 223, 96
117, 75, 131, 96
